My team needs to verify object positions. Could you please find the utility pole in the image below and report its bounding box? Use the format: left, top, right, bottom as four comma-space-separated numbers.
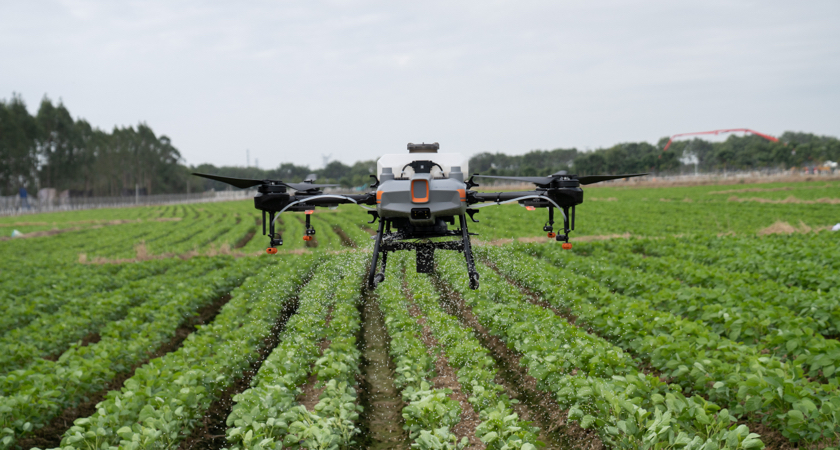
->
247, 149, 250, 167
135, 183, 139, 205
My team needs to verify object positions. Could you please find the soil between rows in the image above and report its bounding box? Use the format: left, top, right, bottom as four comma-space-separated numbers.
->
233, 228, 256, 249
402, 291, 484, 450
332, 225, 357, 248
178, 288, 308, 450
17, 293, 233, 449
356, 290, 411, 449
481, 257, 810, 450
296, 306, 334, 411
430, 273, 602, 450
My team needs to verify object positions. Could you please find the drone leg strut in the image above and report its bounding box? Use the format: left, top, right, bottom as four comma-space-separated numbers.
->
267, 211, 282, 249
368, 219, 386, 289
378, 251, 388, 283
459, 214, 480, 290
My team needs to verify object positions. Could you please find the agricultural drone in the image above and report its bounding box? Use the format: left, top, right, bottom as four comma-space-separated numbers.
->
193, 143, 645, 290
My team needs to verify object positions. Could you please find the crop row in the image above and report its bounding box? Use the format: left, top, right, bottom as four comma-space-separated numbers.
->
625, 234, 840, 292
375, 263, 467, 449
442, 250, 763, 449
225, 252, 366, 450
0, 257, 230, 374
481, 245, 838, 445
46, 254, 318, 450
0, 259, 177, 335
590, 237, 840, 336
0, 202, 374, 267
0, 256, 271, 449
405, 262, 544, 449
539, 242, 840, 382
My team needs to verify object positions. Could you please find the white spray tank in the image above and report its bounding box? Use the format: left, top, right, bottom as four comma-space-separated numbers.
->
377, 143, 469, 179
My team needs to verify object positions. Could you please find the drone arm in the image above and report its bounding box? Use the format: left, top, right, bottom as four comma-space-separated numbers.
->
287, 192, 376, 208
469, 191, 543, 205
468, 190, 582, 244
269, 193, 377, 226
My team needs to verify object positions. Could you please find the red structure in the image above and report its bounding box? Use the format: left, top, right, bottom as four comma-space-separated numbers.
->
662, 128, 779, 151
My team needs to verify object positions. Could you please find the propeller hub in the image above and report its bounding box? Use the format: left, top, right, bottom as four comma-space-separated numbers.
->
259, 184, 287, 194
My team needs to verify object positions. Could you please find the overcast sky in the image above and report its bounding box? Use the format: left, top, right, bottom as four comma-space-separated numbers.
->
2, 1, 839, 169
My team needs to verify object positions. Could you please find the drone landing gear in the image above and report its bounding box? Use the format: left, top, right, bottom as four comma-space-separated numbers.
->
460, 214, 480, 290
367, 214, 479, 290
368, 219, 387, 288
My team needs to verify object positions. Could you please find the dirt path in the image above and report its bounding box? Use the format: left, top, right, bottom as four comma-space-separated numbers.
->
356, 292, 410, 449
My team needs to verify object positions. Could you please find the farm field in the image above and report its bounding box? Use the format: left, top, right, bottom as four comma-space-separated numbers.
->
0, 179, 839, 450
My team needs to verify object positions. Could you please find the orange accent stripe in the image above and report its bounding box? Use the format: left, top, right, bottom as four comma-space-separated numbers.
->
411, 180, 429, 203
376, 191, 383, 204
457, 189, 466, 201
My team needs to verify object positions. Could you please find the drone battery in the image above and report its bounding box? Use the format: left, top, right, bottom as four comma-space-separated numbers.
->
410, 208, 431, 220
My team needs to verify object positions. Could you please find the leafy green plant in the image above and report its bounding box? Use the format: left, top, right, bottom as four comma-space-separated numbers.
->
405, 263, 542, 450
49, 254, 319, 450
226, 253, 366, 450
376, 267, 467, 449
443, 249, 765, 449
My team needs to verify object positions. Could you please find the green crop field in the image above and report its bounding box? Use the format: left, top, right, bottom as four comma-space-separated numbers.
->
1, 179, 839, 450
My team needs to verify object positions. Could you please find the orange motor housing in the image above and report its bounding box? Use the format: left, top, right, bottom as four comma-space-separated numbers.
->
303, 236, 312, 241
266, 247, 278, 254
561, 243, 573, 250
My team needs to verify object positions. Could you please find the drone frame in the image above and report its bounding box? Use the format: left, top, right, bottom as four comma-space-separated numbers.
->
192, 169, 645, 291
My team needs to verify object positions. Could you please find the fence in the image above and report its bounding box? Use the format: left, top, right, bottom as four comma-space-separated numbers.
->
0, 190, 251, 217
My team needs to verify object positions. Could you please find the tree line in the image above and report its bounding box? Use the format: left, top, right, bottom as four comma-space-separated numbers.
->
0, 94, 185, 197
2, 93, 838, 197
472, 133, 840, 178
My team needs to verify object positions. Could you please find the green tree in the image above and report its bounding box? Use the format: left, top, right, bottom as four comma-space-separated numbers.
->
0, 94, 39, 195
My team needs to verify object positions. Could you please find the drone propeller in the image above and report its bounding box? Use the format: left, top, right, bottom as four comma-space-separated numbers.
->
576, 174, 647, 185
475, 171, 647, 187
191, 173, 339, 191
283, 181, 340, 191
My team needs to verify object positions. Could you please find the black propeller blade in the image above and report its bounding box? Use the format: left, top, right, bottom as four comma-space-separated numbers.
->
474, 175, 556, 186
474, 172, 647, 187
192, 173, 339, 191
192, 173, 268, 189
577, 173, 647, 185
283, 182, 340, 191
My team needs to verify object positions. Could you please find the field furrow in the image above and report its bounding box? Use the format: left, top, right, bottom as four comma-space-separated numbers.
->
46, 254, 319, 450
224, 252, 367, 450
0, 256, 273, 449
481, 245, 837, 446
440, 251, 764, 449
